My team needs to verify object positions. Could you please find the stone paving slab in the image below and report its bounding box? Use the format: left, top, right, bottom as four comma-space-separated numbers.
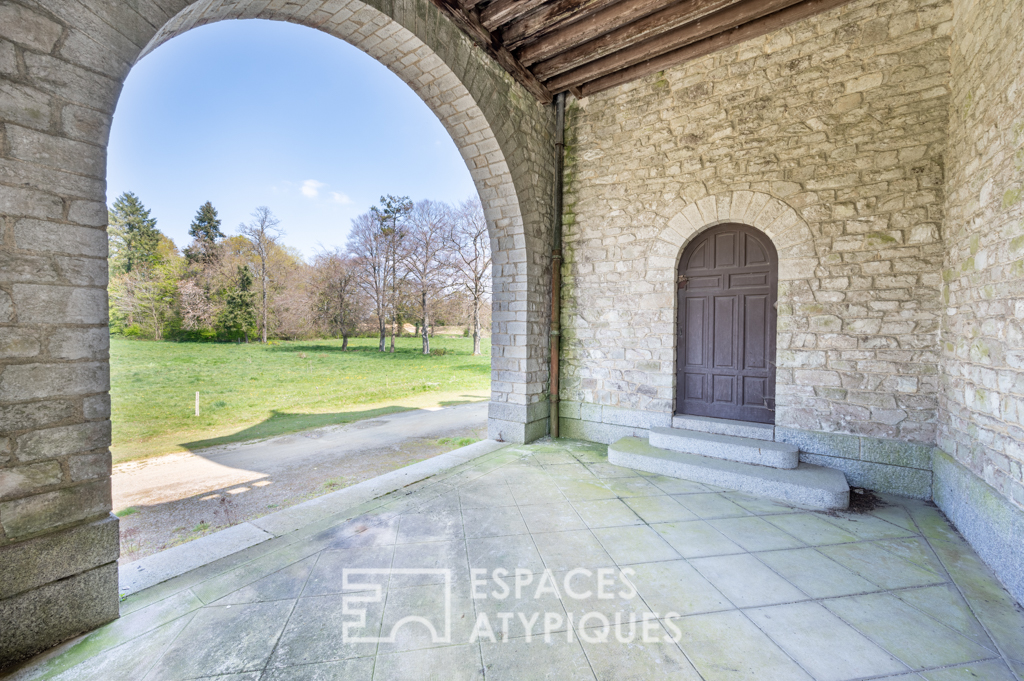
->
5, 439, 1023, 681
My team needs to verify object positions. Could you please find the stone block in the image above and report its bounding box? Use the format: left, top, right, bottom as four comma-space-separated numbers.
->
14, 219, 107, 257
600, 405, 671, 428
775, 427, 860, 458
799, 452, 932, 499
650, 427, 799, 469
0, 399, 76, 433
0, 478, 111, 539
859, 435, 933, 469
68, 451, 110, 482
0, 562, 119, 667
16, 421, 110, 462
83, 394, 111, 421
0, 515, 118, 600
558, 400, 581, 420
10, 284, 107, 324
47, 327, 110, 360
0, 81, 51, 131
0, 362, 109, 402
671, 413, 775, 440
0, 461, 63, 501
933, 449, 1024, 607
0, 328, 41, 358
0, 2, 63, 52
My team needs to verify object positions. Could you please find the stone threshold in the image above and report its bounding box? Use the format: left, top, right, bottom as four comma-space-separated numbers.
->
118, 439, 510, 596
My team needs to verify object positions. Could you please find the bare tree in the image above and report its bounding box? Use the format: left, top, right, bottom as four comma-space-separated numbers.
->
311, 248, 363, 349
447, 197, 492, 355
407, 200, 453, 354
371, 195, 414, 353
238, 206, 283, 344
177, 278, 214, 330
347, 211, 390, 351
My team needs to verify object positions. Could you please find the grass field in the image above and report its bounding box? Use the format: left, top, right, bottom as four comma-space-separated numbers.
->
110, 336, 491, 462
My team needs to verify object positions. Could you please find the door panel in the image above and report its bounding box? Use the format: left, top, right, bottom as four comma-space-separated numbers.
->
676, 223, 778, 424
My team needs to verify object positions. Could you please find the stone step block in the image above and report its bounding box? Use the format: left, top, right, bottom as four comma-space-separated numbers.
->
671, 413, 775, 441
649, 427, 799, 469
609, 437, 849, 511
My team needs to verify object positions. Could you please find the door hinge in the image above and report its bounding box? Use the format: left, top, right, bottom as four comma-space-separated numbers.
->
677, 275, 689, 289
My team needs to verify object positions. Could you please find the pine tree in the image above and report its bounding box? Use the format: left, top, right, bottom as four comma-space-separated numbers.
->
218, 265, 258, 342
108, 191, 162, 275
185, 201, 224, 265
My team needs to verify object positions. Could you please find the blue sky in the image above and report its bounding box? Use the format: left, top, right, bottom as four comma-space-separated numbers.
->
107, 19, 477, 258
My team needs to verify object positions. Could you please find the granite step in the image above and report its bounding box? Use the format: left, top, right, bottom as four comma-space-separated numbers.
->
609, 437, 849, 511
649, 426, 799, 469
671, 414, 775, 441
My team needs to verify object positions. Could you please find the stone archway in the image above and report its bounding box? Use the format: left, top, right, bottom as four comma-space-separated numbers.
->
0, 0, 554, 662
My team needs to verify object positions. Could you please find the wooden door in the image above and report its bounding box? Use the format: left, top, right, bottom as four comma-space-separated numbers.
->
676, 223, 778, 424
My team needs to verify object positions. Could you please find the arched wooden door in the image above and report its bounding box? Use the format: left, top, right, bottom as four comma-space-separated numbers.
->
676, 223, 778, 424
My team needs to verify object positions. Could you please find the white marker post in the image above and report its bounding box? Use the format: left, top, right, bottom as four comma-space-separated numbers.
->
195, 392, 200, 417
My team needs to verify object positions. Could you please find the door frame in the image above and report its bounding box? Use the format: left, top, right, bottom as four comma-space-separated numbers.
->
674, 222, 779, 424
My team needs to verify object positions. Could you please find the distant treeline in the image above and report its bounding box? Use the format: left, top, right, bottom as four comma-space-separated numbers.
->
107, 192, 492, 354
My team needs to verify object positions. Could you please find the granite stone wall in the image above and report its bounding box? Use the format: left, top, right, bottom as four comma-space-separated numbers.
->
560, 0, 952, 451
0, 0, 555, 664
939, 0, 1024, 514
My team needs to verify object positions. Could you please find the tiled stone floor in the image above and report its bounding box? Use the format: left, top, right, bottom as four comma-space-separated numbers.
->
8, 439, 1024, 681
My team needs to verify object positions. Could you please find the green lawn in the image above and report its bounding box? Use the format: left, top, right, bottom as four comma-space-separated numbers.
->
110, 336, 491, 462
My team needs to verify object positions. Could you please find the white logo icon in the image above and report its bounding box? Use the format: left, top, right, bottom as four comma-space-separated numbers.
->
341, 569, 452, 644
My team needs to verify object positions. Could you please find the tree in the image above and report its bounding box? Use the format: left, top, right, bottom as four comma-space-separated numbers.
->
108, 191, 162, 275
347, 211, 390, 351
238, 206, 283, 344
218, 265, 258, 342
371, 194, 413, 353
407, 200, 453, 354
311, 249, 363, 349
447, 197, 492, 355
185, 201, 224, 265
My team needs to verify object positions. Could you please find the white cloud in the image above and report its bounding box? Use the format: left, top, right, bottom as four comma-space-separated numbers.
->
301, 179, 325, 198
331, 191, 352, 204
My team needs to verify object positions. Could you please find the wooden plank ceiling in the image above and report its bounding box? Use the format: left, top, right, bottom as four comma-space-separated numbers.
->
429, 0, 851, 103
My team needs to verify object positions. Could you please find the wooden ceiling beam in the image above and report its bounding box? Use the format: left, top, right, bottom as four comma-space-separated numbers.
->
539, 0, 804, 88
578, 0, 854, 95
427, 0, 553, 103
518, 0, 735, 67
500, 0, 623, 50
480, 0, 550, 30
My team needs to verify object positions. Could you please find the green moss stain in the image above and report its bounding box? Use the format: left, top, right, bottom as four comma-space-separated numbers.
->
1013, 260, 1024, 278
1010, 235, 1024, 254
561, 99, 580, 234
866, 231, 898, 246
962, 91, 973, 121
942, 268, 956, 283
942, 285, 950, 304
652, 70, 670, 91
961, 257, 975, 273
969, 234, 980, 255
1003, 187, 1022, 210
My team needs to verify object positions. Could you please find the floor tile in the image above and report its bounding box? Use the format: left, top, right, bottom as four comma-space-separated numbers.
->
462, 506, 530, 538
459, 482, 518, 509
262, 657, 375, 680
690, 554, 807, 608
397, 512, 464, 544
866, 504, 919, 533
471, 574, 568, 639
592, 525, 681, 565
533, 530, 615, 571
919, 659, 1020, 680
585, 463, 639, 478
557, 478, 617, 501
572, 499, 644, 528
319, 516, 400, 551
519, 501, 588, 533
672, 610, 814, 681
302, 546, 395, 597
755, 548, 879, 598
467, 534, 545, 574
602, 477, 663, 497
145, 601, 294, 680
622, 495, 698, 523
673, 494, 752, 520
822, 593, 999, 669
578, 619, 702, 680
534, 452, 579, 465
509, 482, 567, 505
377, 583, 475, 653
763, 513, 860, 545
374, 643, 483, 680
707, 516, 806, 552
390, 539, 470, 588
625, 559, 732, 616
875, 536, 948, 575
818, 542, 946, 590
645, 476, 712, 495
481, 633, 596, 680
651, 521, 745, 559
893, 584, 996, 648
271, 594, 381, 666
553, 568, 652, 624
49, 616, 195, 681
746, 601, 908, 681
817, 512, 918, 541
214, 555, 318, 605
721, 492, 801, 515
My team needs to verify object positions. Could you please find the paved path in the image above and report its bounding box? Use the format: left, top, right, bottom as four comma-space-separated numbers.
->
112, 402, 488, 561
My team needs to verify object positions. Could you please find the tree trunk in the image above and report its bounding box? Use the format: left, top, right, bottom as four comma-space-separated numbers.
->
473, 294, 481, 355
261, 269, 268, 344
422, 290, 430, 355
378, 317, 386, 352
342, 333, 349, 351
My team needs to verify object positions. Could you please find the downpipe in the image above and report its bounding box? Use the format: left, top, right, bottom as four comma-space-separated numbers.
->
550, 92, 566, 438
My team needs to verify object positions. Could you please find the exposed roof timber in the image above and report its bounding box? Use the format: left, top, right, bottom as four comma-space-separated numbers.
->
517, 0, 736, 68
499, 0, 623, 49
540, 0, 807, 88
577, 0, 854, 95
480, 0, 550, 30
428, 0, 553, 103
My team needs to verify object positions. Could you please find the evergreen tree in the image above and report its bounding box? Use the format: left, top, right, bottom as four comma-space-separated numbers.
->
185, 201, 224, 264
108, 191, 162, 275
218, 265, 258, 342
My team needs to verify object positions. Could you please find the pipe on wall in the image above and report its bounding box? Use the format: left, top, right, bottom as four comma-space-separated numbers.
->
550, 92, 566, 437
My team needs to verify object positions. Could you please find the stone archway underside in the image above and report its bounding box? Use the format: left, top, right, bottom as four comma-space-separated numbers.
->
0, 0, 554, 663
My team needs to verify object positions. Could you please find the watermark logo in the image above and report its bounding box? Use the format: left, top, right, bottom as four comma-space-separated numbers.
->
341, 568, 452, 644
